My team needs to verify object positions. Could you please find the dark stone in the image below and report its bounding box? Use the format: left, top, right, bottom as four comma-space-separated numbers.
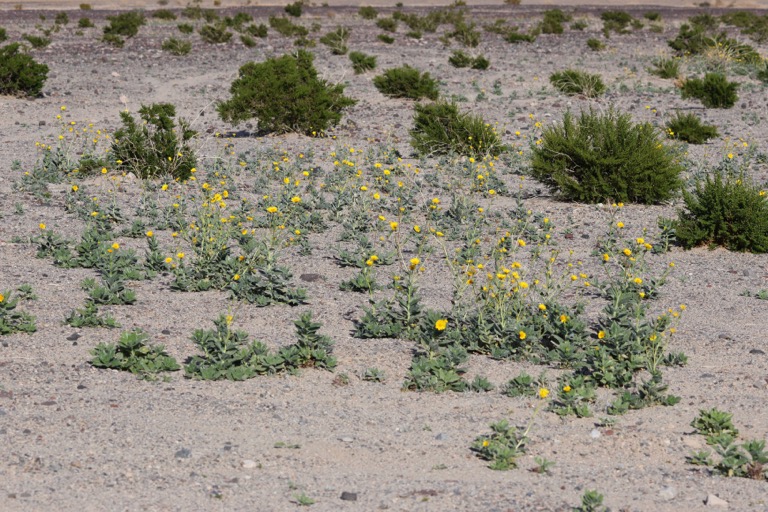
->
749, 349, 765, 355
66, 333, 80, 341
161, 329, 171, 335
300, 273, 323, 282
340, 491, 358, 501
41, 401, 57, 406
175, 448, 192, 459
77, 384, 87, 390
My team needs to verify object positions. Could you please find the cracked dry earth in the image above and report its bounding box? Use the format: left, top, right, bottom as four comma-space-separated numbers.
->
1, 2, 768, 511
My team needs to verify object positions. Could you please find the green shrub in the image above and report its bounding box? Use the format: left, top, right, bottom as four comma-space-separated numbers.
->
505, 30, 536, 43
358, 6, 378, 19
78, 17, 94, 28
104, 11, 145, 38
102, 33, 125, 47
285, 1, 303, 18
601, 10, 633, 34
410, 101, 504, 158
539, 9, 571, 34
200, 23, 232, 44
549, 69, 605, 98
667, 23, 710, 55
153, 9, 177, 20
217, 50, 356, 135
449, 20, 480, 47
373, 65, 439, 100
644, 11, 661, 21
112, 103, 197, 181
674, 169, 768, 252
55, 12, 69, 25
681, 73, 738, 108
449, 49, 472, 68
587, 38, 605, 51
90, 329, 180, 378
319, 26, 350, 55
570, 20, 588, 31
162, 37, 191, 55
472, 55, 490, 70
269, 16, 308, 37
79, 3, 92, 9
349, 51, 376, 74
666, 112, 718, 144
225, 12, 253, 30
0, 43, 49, 98
245, 23, 268, 38
649, 57, 680, 78
757, 62, 768, 83
376, 17, 398, 32
0, 28, 6, 43
177, 22, 193, 34
22, 34, 51, 48
377, 33, 395, 44
530, 108, 683, 204
240, 34, 256, 47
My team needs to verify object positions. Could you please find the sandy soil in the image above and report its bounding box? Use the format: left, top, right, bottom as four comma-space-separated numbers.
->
1, 3, 767, 512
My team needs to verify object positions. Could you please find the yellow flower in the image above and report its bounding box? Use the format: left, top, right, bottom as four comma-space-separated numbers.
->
365, 259, 374, 266
559, 314, 568, 323
409, 257, 420, 268
71, 185, 78, 192
291, 196, 301, 203
633, 277, 643, 285
435, 319, 448, 331
538, 303, 547, 311
266, 206, 278, 213
39, 223, 46, 230
616, 222, 624, 229
680, 304, 686, 310
101, 167, 108, 174
111, 242, 120, 250
636, 237, 645, 244
161, 184, 168, 191
488, 189, 496, 195
413, 225, 421, 233
563, 385, 572, 392
598, 330, 606, 339
0, 293, 4, 303
649, 334, 657, 341
146, 231, 154, 237
482, 439, 489, 447
233, 274, 240, 281
519, 331, 527, 340
390, 221, 398, 231
517, 239, 526, 247
623, 248, 632, 256
177, 252, 184, 259
727, 153, 733, 159
538, 388, 550, 399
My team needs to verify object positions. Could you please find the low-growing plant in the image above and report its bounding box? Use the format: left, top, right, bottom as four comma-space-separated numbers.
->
448, 49, 473, 68
22, 34, 51, 48
586, 38, 605, 51
55, 12, 69, 25
112, 102, 197, 181
649, 56, 680, 78
377, 33, 395, 44
681, 73, 738, 108
349, 51, 376, 74
78, 17, 94, 28
177, 22, 194, 34
376, 17, 398, 33
358, 6, 378, 20
104, 11, 145, 38
471, 419, 530, 469
66, 300, 119, 328
530, 108, 684, 204
674, 165, 768, 252
200, 23, 232, 44
153, 9, 177, 21
410, 101, 504, 158
601, 10, 633, 35
244, 23, 268, 38
240, 35, 256, 48
574, 490, 608, 512
666, 112, 718, 144
285, 1, 303, 18
549, 69, 605, 98
373, 65, 439, 100
161, 37, 191, 55
319, 26, 350, 55
90, 329, 180, 378
0, 289, 37, 336
505, 30, 536, 43
362, 367, 386, 382
217, 50, 356, 135
0, 27, 7, 42
539, 9, 571, 34
269, 16, 308, 37
0, 43, 49, 98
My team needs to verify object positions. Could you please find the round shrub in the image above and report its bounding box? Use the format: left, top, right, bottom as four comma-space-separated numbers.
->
530, 108, 683, 204
373, 65, 439, 100
666, 112, 718, 144
410, 101, 504, 158
217, 50, 356, 135
680, 73, 738, 108
0, 43, 49, 98
674, 169, 768, 253
549, 69, 605, 98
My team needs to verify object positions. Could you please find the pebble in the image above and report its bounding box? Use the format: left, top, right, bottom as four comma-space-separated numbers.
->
175, 448, 192, 459
242, 459, 258, 469
340, 491, 358, 501
590, 429, 601, 439
749, 349, 765, 355
435, 433, 447, 441
705, 494, 729, 508
339, 436, 354, 443
659, 486, 677, 501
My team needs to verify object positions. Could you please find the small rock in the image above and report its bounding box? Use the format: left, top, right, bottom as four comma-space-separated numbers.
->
66, 333, 81, 341
242, 459, 258, 469
339, 436, 354, 443
435, 433, 447, 441
76, 384, 87, 390
300, 273, 324, 282
340, 491, 358, 501
717, 333, 734, 341
590, 429, 601, 439
161, 329, 171, 335
749, 349, 765, 355
705, 494, 728, 508
175, 448, 192, 459
659, 486, 677, 501
38, 121, 46, 126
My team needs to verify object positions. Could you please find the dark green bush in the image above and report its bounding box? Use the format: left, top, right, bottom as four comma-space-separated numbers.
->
376, 17, 398, 32
225, 12, 253, 30
177, 22, 194, 34
530, 108, 683, 204
449, 49, 472, 68
153, 9, 177, 20
349, 51, 376, 74
449, 20, 480, 47
199, 23, 232, 44
319, 26, 350, 55
358, 6, 378, 19
757, 62, 768, 83
217, 50, 356, 135
539, 9, 571, 34
285, 1, 303, 17
681, 73, 738, 108
162, 37, 191, 55
0, 27, 6, 42
55, 12, 69, 25
0, 43, 49, 98
549, 69, 605, 98
373, 65, 439, 100
112, 103, 197, 181
78, 17, 94, 28
644, 11, 661, 21
649, 57, 680, 78
104, 11, 145, 38
472, 55, 490, 70
601, 10, 633, 34
505, 30, 536, 43
240, 35, 256, 47
410, 101, 504, 158
674, 169, 768, 252
666, 112, 718, 144
244, 23, 268, 38
587, 38, 605, 51
102, 33, 124, 47
377, 33, 395, 44
22, 34, 51, 48
269, 16, 308, 37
